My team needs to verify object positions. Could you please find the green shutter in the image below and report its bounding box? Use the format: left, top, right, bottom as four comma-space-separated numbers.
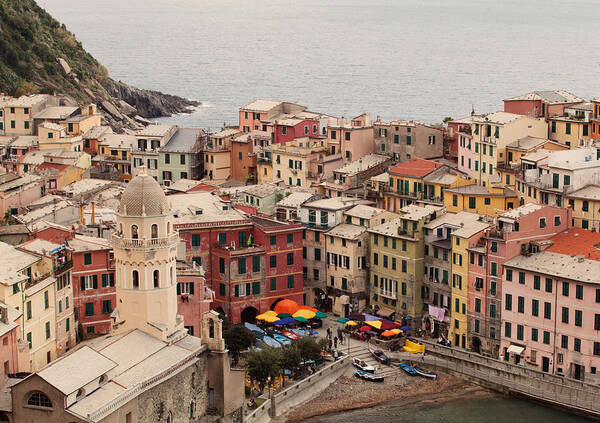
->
102, 274, 108, 287
252, 282, 260, 295
219, 283, 225, 296
177, 283, 181, 295
92, 275, 98, 289
81, 276, 85, 291
234, 285, 239, 297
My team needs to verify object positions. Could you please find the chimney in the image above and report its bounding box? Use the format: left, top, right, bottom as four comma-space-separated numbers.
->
0, 304, 8, 324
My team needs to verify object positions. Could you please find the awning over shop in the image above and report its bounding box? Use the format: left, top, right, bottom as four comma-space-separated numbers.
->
377, 307, 395, 318
507, 344, 525, 355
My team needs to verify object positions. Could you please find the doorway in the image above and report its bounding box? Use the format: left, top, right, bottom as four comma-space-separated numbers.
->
573, 363, 583, 380
542, 356, 550, 373
471, 337, 482, 354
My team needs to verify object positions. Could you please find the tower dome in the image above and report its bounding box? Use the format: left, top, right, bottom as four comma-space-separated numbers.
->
119, 168, 169, 216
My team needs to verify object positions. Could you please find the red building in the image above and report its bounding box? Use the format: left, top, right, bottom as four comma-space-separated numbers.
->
591, 98, 600, 141
230, 137, 257, 183
272, 118, 320, 145
34, 225, 116, 336
209, 216, 304, 323
503, 90, 583, 119
176, 261, 212, 337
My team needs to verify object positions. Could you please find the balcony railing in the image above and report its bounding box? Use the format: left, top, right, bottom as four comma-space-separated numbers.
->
53, 259, 73, 275
111, 233, 179, 249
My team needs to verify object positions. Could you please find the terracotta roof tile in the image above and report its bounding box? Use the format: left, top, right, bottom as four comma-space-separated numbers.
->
388, 158, 442, 178
547, 228, 600, 261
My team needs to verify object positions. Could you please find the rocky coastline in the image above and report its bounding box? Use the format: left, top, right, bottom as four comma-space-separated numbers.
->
284, 373, 494, 422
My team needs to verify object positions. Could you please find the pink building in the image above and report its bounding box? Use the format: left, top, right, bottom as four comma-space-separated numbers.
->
501, 228, 600, 383
0, 303, 21, 377
272, 117, 320, 145
0, 173, 45, 217
176, 261, 212, 337
326, 114, 374, 164
449, 116, 477, 178
503, 90, 584, 120
467, 204, 571, 357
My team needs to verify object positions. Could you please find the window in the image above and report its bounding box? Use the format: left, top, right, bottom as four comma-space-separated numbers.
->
270, 255, 276, 268
238, 257, 246, 274
287, 275, 294, 288
506, 269, 512, 281
103, 300, 112, 314
595, 313, 600, 331
44, 291, 49, 309
287, 233, 293, 244
576, 284, 583, 300
545, 278, 552, 293
219, 258, 225, 273
475, 298, 481, 313
544, 302, 551, 319
27, 392, 52, 408
153, 270, 160, 288
468, 197, 476, 209
518, 272, 525, 284
192, 234, 201, 247
490, 262, 497, 276
562, 307, 569, 324
85, 302, 94, 316
518, 296, 524, 313
504, 322, 511, 338
532, 299, 539, 316
26, 301, 31, 320
239, 231, 247, 246
490, 304, 496, 318
45, 321, 50, 339
554, 216, 561, 226
517, 324, 524, 341
539, 218, 546, 228
287, 253, 294, 265
505, 294, 512, 311
575, 310, 582, 327
84, 253, 92, 265
534, 275, 540, 290
543, 331, 550, 345
165, 153, 170, 164
180, 154, 186, 165
218, 233, 227, 245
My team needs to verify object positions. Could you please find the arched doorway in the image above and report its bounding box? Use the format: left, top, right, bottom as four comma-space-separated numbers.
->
240, 306, 258, 323
471, 336, 482, 354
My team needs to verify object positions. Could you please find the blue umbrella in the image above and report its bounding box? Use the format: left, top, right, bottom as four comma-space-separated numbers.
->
363, 313, 381, 321
274, 317, 295, 326
400, 326, 411, 332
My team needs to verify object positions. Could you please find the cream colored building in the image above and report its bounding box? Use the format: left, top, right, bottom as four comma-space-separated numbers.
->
470, 112, 547, 186
271, 137, 328, 189
2, 95, 51, 136
38, 122, 83, 151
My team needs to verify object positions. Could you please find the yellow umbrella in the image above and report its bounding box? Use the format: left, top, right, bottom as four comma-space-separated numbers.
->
345, 320, 359, 326
256, 310, 277, 320
293, 309, 316, 320
391, 328, 403, 334
263, 314, 279, 323
365, 320, 382, 330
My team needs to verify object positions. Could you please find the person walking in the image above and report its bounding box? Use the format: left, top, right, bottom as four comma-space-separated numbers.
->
334, 336, 338, 349
337, 327, 342, 339
339, 332, 344, 345
328, 338, 333, 351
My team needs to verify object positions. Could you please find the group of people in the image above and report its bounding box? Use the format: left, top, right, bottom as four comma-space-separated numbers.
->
326, 326, 345, 350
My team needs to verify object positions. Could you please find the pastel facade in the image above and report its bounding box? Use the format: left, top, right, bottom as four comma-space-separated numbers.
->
239, 100, 305, 133
271, 138, 329, 189
327, 114, 374, 164
159, 128, 204, 185
230, 135, 257, 183
470, 112, 547, 186
320, 154, 391, 198
2, 95, 50, 136
548, 115, 592, 148
132, 124, 177, 180
94, 133, 136, 181
0, 173, 45, 217
444, 183, 518, 217
503, 90, 584, 119
467, 204, 570, 357
373, 119, 443, 162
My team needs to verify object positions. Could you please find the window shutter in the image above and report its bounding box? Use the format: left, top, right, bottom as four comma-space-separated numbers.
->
189, 282, 194, 295
80, 276, 85, 291
234, 284, 239, 297
92, 275, 98, 289
102, 274, 108, 287
109, 273, 115, 287
177, 283, 181, 295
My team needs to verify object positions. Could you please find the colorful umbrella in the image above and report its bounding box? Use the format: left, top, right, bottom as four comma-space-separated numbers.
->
363, 313, 381, 321
381, 330, 397, 337
348, 313, 365, 321
274, 317, 296, 326
274, 299, 301, 315
277, 313, 292, 318
399, 326, 412, 331
345, 320, 359, 326
299, 305, 318, 313
315, 311, 328, 319
293, 309, 316, 320
359, 325, 371, 332
391, 328, 403, 334
337, 318, 349, 323
263, 314, 279, 323
294, 316, 309, 323
366, 320, 383, 330
379, 320, 400, 331
256, 310, 277, 320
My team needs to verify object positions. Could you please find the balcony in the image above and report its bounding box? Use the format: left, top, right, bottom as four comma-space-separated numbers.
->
303, 222, 331, 231
3, 155, 19, 163
111, 233, 179, 249
53, 259, 73, 275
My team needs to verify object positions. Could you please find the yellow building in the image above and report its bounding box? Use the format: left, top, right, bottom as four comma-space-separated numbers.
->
450, 220, 490, 348
567, 185, 600, 231
0, 241, 60, 372
548, 116, 592, 149
61, 104, 102, 136
470, 112, 547, 186
38, 122, 83, 152
257, 157, 273, 184
444, 182, 518, 217
385, 158, 471, 211
2, 95, 49, 136
271, 137, 328, 189
95, 133, 136, 181
368, 205, 442, 322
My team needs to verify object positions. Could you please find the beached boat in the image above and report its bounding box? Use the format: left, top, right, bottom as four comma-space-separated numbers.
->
282, 330, 300, 340
273, 334, 291, 346
291, 328, 309, 337
400, 362, 418, 376
369, 346, 390, 364
413, 365, 437, 380
355, 370, 384, 382
352, 358, 375, 373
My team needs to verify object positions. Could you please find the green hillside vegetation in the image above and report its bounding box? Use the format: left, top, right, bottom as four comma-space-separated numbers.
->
0, 0, 196, 125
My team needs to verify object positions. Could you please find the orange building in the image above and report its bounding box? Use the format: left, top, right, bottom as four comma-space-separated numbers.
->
230, 135, 257, 183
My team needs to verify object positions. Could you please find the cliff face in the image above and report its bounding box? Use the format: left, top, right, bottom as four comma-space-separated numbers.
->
0, 0, 198, 129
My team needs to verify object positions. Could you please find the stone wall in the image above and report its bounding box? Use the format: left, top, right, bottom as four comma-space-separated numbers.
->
396, 340, 600, 418
137, 356, 208, 422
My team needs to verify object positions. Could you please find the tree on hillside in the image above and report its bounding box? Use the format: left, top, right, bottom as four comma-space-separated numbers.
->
223, 324, 255, 364
295, 337, 323, 362
278, 343, 301, 371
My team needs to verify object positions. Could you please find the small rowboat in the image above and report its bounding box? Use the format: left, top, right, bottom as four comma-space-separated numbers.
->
352, 357, 376, 373
400, 362, 418, 376
413, 365, 437, 380
355, 370, 384, 382
369, 346, 390, 364
273, 334, 291, 346
282, 330, 300, 340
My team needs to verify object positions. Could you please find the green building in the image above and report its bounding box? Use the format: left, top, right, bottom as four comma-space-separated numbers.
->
158, 128, 204, 185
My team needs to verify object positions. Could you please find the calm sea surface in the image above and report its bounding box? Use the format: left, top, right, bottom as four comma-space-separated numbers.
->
38, 0, 600, 130
304, 396, 594, 423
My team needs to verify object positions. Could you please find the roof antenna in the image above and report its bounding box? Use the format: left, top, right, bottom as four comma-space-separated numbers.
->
471, 104, 475, 117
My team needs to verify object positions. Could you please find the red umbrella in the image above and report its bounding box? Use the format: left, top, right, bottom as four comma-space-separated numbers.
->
379, 320, 400, 331
359, 325, 371, 332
